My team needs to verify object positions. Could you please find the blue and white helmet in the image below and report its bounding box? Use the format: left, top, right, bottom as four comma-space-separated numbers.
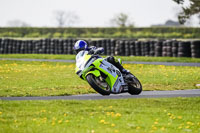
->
73, 40, 88, 53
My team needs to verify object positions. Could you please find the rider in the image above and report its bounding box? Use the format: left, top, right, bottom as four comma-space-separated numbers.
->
73, 40, 129, 74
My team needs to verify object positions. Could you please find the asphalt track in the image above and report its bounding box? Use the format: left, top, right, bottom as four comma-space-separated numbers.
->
1, 89, 200, 101
1, 58, 200, 67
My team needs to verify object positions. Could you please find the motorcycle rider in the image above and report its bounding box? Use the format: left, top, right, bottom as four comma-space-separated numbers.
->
73, 40, 129, 74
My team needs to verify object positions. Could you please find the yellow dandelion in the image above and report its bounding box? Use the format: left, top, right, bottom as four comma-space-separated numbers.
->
178, 126, 182, 129
154, 121, 158, 125
161, 127, 165, 131
106, 112, 111, 116
64, 113, 67, 117
52, 122, 55, 126
187, 122, 192, 125
111, 124, 115, 127
0, 112, 2, 115
167, 113, 171, 116
115, 113, 121, 117
99, 120, 105, 123
136, 126, 141, 130
58, 120, 63, 124
177, 116, 182, 119
109, 106, 113, 109
152, 126, 157, 130
41, 110, 46, 113
114, 130, 119, 133
65, 120, 69, 123
186, 126, 190, 129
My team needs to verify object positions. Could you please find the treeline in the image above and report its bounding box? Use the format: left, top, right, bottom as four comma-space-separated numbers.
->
0, 27, 200, 38
0, 38, 200, 58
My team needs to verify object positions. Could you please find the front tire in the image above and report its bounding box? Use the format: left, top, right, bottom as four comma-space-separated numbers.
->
127, 75, 142, 95
86, 74, 111, 96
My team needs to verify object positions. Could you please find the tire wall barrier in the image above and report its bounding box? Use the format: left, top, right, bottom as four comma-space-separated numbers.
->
0, 38, 200, 58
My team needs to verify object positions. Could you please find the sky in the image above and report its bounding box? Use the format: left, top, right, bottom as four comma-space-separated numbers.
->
0, 0, 190, 27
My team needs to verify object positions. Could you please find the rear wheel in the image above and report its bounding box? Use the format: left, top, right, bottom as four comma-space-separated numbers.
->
127, 75, 142, 95
86, 74, 111, 96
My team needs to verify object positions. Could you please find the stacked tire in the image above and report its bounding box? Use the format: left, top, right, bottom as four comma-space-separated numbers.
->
191, 41, 200, 58
154, 41, 162, 57
172, 40, 178, 57
135, 41, 141, 56
178, 41, 191, 57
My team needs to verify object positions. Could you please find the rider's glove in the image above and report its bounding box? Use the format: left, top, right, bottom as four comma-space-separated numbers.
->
94, 48, 104, 55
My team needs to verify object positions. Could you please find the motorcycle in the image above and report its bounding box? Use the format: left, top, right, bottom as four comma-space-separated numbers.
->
75, 50, 142, 95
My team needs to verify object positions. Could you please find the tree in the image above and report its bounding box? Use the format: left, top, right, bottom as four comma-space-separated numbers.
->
6, 19, 31, 27
53, 10, 80, 27
173, 0, 200, 24
110, 13, 134, 27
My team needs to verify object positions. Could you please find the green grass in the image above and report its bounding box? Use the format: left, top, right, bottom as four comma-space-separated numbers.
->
0, 60, 199, 97
0, 97, 200, 133
1, 54, 200, 63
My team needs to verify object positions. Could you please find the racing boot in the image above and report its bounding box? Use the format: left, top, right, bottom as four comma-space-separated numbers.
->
114, 61, 130, 75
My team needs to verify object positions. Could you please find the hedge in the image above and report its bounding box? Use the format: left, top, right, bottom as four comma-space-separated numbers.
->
0, 27, 200, 38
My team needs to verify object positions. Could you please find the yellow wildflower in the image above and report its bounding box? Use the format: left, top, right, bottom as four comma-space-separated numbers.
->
154, 121, 158, 125
115, 113, 121, 117
186, 126, 190, 129
58, 120, 63, 124
52, 122, 55, 126
111, 124, 115, 127
161, 127, 165, 131
136, 126, 141, 130
99, 120, 105, 123
177, 116, 182, 119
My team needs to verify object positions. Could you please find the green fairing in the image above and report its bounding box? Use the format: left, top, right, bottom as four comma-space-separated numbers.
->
87, 58, 118, 89
85, 69, 101, 79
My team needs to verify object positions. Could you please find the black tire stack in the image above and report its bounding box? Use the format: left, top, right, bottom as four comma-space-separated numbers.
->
178, 41, 191, 57
125, 40, 130, 56
0, 38, 200, 58
129, 41, 135, 56
162, 41, 168, 57
172, 40, 178, 57
135, 41, 141, 56
191, 40, 200, 58
110, 39, 116, 56
149, 41, 155, 56
154, 41, 163, 57
166, 40, 172, 57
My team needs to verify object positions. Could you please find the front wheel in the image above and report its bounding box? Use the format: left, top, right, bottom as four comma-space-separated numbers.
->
127, 74, 142, 95
86, 74, 111, 96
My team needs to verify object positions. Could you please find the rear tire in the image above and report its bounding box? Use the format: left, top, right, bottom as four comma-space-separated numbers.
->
86, 74, 111, 96
128, 75, 142, 95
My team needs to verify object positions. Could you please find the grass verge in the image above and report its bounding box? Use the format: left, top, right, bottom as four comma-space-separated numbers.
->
1, 54, 200, 63
0, 60, 199, 97
0, 97, 200, 133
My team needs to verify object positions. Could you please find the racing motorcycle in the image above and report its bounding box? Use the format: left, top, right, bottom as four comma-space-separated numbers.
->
75, 51, 142, 95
